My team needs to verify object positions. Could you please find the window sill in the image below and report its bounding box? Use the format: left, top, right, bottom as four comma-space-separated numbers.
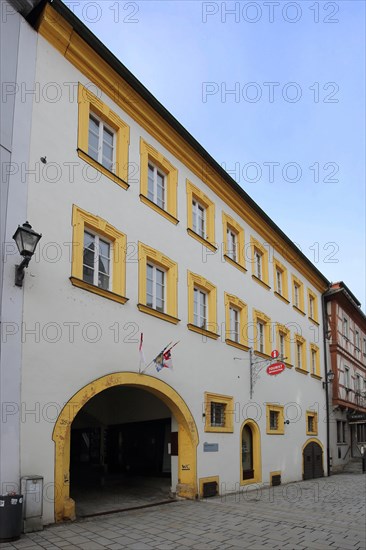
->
310, 373, 322, 381
285, 363, 294, 369
306, 431, 318, 436
251, 275, 271, 290
266, 429, 285, 436
137, 304, 180, 324
77, 149, 129, 190
187, 323, 219, 340
187, 228, 217, 252
308, 316, 320, 326
140, 194, 179, 225
274, 291, 290, 304
254, 350, 271, 360
223, 254, 247, 273
225, 339, 250, 352
293, 305, 306, 316
204, 425, 233, 433
295, 367, 308, 376
70, 277, 128, 304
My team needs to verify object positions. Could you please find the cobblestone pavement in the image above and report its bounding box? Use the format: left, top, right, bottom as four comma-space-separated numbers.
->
1, 473, 365, 549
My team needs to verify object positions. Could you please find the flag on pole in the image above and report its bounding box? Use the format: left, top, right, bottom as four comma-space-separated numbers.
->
155, 341, 179, 372
139, 333, 146, 371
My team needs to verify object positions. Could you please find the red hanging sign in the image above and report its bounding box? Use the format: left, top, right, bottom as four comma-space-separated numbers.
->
267, 362, 286, 376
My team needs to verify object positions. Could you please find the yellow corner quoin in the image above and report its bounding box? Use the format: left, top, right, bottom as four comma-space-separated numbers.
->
204, 392, 234, 433
52, 373, 199, 522
77, 83, 130, 188
36, 3, 328, 293
222, 211, 246, 271
187, 271, 218, 335
266, 404, 285, 435
138, 242, 179, 322
71, 205, 127, 303
240, 420, 262, 485
140, 138, 178, 222
186, 179, 216, 249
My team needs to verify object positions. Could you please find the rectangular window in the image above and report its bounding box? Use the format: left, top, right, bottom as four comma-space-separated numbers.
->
276, 269, 282, 295
363, 338, 366, 356
83, 231, 111, 291
356, 374, 361, 394
309, 295, 314, 319
225, 293, 248, 350
257, 321, 264, 353
229, 306, 240, 343
306, 412, 318, 435
343, 318, 348, 338
344, 366, 350, 389
187, 180, 216, 250
222, 213, 246, 271
307, 289, 318, 323
269, 410, 278, 430
194, 287, 207, 329
188, 271, 218, 339
336, 421, 342, 443
140, 139, 178, 223
296, 343, 302, 369
138, 242, 178, 324
355, 330, 360, 350
204, 393, 234, 433
226, 227, 237, 262
192, 199, 206, 239
148, 162, 166, 210
342, 421, 346, 442
266, 404, 284, 435
311, 349, 316, 375
146, 263, 165, 313
279, 333, 285, 359
294, 284, 300, 308
71, 205, 127, 304
210, 402, 226, 427
255, 251, 262, 280
78, 83, 130, 189
88, 113, 115, 172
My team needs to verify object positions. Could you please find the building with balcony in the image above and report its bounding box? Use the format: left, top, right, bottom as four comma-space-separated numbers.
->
1, 0, 332, 525
324, 282, 366, 472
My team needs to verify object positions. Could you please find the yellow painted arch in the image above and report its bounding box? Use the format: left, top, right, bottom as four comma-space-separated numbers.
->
52, 372, 199, 522
240, 419, 262, 486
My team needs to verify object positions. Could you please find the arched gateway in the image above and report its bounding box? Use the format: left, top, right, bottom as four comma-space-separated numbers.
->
52, 373, 199, 522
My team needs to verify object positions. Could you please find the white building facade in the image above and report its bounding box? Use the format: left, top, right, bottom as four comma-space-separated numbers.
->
3, 0, 330, 525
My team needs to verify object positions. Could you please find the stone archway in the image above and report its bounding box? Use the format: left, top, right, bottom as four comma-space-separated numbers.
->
52, 372, 199, 522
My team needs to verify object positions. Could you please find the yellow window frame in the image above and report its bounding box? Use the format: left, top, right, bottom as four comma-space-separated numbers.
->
77, 83, 130, 189
276, 323, 292, 367
266, 404, 285, 435
137, 242, 179, 324
139, 138, 178, 224
310, 343, 321, 378
307, 288, 319, 324
306, 411, 318, 435
250, 236, 270, 289
292, 274, 305, 314
273, 257, 289, 303
222, 212, 246, 272
187, 271, 218, 339
295, 333, 307, 374
71, 205, 127, 304
224, 293, 249, 351
204, 392, 234, 433
253, 309, 272, 356
186, 179, 216, 251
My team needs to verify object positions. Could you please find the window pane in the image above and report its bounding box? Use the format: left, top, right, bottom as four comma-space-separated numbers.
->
88, 116, 99, 161
83, 266, 94, 285
103, 127, 114, 147
157, 172, 165, 209
83, 232, 95, 268
155, 268, 165, 312
147, 264, 154, 307
98, 273, 109, 290
148, 164, 154, 202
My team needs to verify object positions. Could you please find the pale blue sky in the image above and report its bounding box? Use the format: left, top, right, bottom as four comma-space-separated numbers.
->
63, 0, 365, 307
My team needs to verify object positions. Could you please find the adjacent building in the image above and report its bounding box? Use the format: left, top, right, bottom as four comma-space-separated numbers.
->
1, 0, 348, 528
324, 282, 366, 472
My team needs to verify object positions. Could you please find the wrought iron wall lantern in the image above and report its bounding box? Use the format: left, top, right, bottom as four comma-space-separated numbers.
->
12, 222, 42, 287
